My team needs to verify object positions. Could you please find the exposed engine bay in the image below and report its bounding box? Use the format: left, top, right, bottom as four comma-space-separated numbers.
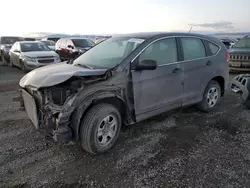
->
21, 70, 115, 142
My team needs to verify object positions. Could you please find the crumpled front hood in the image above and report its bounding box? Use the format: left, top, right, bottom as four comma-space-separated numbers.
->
229, 48, 250, 55
19, 62, 108, 89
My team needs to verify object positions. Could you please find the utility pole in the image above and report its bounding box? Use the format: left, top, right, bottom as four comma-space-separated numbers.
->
189, 26, 193, 33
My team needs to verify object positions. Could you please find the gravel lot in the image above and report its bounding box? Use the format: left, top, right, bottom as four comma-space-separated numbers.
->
1, 62, 250, 188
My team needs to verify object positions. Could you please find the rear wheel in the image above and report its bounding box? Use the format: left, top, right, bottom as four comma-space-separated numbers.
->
80, 103, 122, 155
197, 80, 221, 112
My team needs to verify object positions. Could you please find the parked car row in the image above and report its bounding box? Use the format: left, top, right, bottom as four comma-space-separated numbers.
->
19, 32, 229, 155
1, 35, 100, 71
1, 34, 107, 64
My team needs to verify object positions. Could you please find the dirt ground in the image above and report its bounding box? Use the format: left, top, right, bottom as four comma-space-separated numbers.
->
1, 63, 250, 188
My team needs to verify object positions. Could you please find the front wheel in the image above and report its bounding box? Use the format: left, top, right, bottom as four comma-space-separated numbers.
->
197, 80, 221, 112
20, 60, 28, 72
9, 58, 13, 67
80, 103, 122, 155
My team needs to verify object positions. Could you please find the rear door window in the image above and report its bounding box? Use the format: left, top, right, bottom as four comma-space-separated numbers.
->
61, 39, 66, 48
56, 39, 61, 47
180, 38, 206, 61
67, 39, 74, 47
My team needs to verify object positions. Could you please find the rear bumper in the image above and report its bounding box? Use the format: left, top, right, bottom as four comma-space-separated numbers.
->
21, 89, 72, 142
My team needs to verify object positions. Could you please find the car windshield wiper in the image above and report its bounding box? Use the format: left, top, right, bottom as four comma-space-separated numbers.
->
74, 63, 93, 70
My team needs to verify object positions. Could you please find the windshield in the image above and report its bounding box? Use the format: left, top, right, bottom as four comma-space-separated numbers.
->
42, 40, 55, 46
20, 42, 51, 52
73, 37, 145, 69
233, 38, 250, 48
72, 39, 95, 48
1, 37, 24, 44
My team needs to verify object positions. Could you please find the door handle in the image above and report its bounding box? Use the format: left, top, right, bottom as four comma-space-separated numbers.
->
206, 60, 213, 66
172, 68, 183, 73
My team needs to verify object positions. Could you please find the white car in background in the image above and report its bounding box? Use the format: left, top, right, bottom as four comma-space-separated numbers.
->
9, 41, 60, 71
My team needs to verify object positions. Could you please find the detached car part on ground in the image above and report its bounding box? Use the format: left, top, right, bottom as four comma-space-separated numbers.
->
228, 37, 250, 72
19, 32, 229, 155
231, 74, 250, 108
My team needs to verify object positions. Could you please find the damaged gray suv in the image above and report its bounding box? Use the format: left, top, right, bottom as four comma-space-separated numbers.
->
19, 32, 229, 155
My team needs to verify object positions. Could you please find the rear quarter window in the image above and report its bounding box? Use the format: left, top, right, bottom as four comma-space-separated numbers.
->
208, 42, 220, 55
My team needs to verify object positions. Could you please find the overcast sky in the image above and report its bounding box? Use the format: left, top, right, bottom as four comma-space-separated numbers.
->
0, 0, 249, 36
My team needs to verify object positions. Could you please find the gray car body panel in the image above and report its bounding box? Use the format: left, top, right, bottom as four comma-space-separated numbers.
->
19, 32, 229, 141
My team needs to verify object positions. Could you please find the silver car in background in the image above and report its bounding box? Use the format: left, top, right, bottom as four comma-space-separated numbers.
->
9, 41, 60, 71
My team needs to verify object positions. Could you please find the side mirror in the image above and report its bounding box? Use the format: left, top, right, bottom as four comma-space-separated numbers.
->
135, 59, 157, 70
14, 49, 20, 53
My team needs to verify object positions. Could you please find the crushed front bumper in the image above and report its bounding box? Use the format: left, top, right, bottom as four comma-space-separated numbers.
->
21, 89, 72, 142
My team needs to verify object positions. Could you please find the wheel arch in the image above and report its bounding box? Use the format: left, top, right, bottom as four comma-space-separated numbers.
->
202, 76, 225, 98
70, 93, 130, 141
211, 76, 225, 96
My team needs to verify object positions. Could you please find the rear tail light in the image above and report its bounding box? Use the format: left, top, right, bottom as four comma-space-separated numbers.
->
226, 50, 230, 62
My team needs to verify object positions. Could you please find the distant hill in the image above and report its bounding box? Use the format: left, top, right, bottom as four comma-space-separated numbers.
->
23, 32, 110, 39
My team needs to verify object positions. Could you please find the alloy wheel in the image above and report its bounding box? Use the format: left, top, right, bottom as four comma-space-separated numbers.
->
97, 115, 118, 147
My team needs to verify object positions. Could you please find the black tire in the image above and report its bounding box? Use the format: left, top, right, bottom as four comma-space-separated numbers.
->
243, 100, 250, 109
80, 103, 122, 155
56, 51, 64, 62
9, 58, 13, 67
1, 56, 4, 62
197, 80, 221, 112
20, 60, 28, 72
